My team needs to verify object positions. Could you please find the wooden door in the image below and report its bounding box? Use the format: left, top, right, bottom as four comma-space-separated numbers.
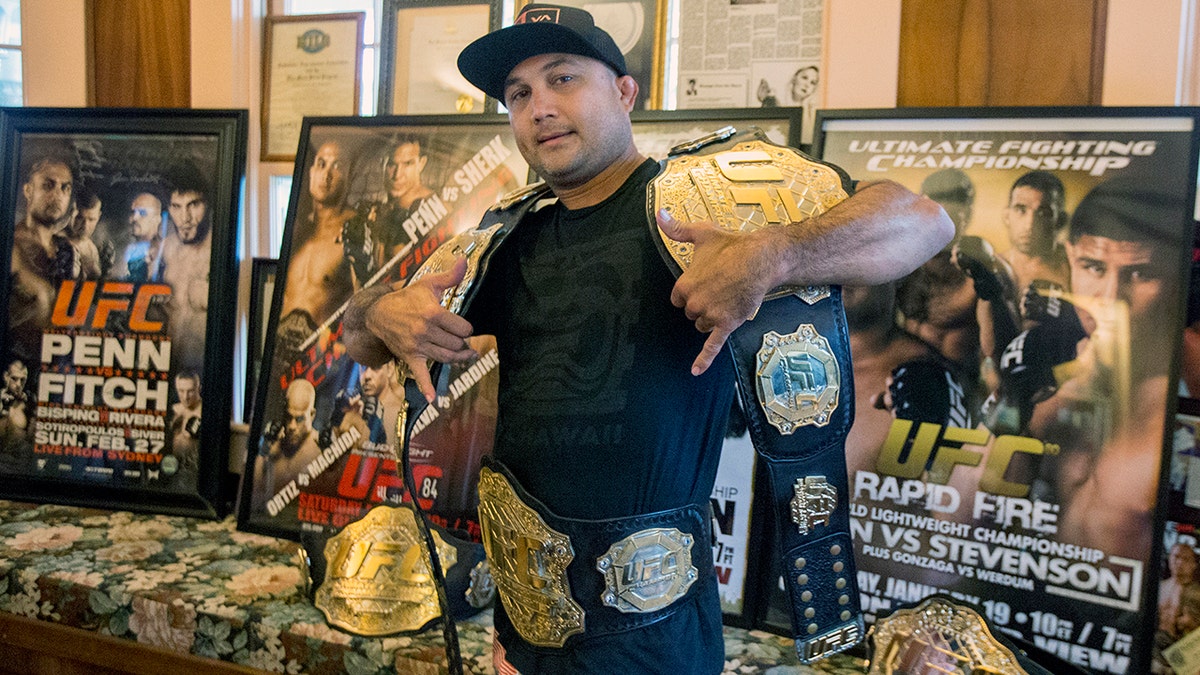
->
898, 0, 1106, 107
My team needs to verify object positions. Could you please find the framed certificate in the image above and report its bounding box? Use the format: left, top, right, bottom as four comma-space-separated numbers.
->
0, 107, 248, 518
378, 0, 500, 115
261, 13, 364, 161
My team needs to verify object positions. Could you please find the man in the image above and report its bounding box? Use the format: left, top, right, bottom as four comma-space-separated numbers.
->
159, 166, 213, 375
343, 135, 438, 282
121, 190, 165, 281
1160, 543, 1199, 636
845, 283, 971, 479
253, 378, 322, 512
9, 157, 75, 363
0, 360, 32, 468
1025, 177, 1183, 558
168, 371, 202, 486
900, 168, 1019, 399
999, 170, 1071, 302
53, 187, 109, 281
279, 139, 359, 343
344, 6, 952, 672
964, 177, 1184, 561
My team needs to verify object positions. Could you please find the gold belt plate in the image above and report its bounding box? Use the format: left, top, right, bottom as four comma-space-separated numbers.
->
650, 138, 849, 303
314, 505, 457, 636
869, 596, 1029, 675
478, 466, 584, 647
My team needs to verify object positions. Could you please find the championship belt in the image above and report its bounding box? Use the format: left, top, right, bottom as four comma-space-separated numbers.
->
312, 504, 458, 635
868, 595, 1081, 675
307, 183, 545, 653
476, 457, 710, 648
647, 126, 863, 663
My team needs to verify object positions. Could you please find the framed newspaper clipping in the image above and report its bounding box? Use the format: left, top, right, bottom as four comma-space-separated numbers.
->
0, 107, 248, 518
237, 114, 529, 541
813, 106, 1200, 674
377, 0, 501, 115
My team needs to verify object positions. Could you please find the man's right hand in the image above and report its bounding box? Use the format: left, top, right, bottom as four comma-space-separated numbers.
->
363, 256, 477, 402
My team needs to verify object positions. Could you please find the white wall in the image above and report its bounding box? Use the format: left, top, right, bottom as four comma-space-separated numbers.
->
824, 0, 901, 109
22, 0, 88, 106
1103, 0, 1185, 105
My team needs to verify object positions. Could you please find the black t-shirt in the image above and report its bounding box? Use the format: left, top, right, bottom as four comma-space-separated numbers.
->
469, 159, 735, 673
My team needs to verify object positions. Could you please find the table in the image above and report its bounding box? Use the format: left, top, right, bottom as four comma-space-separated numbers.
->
0, 500, 870, 674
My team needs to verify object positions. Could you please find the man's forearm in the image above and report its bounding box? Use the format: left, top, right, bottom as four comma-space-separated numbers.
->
342, 284, 394, 368
768, 179, 954, 288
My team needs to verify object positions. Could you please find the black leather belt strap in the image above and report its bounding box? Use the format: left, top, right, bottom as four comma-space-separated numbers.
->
480, 456, 714, 643
645, 126, 864, 663
727, 288, 863, 663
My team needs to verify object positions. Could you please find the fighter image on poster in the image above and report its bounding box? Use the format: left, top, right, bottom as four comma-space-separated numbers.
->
240, 119, 528, 541
818, 113, 1197, 675
1, 131, 227, 495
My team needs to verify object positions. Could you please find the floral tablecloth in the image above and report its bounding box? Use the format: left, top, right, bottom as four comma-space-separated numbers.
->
0, 500, 868, 674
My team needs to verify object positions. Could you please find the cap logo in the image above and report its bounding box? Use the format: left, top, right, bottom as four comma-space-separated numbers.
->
517, 7, 561, 24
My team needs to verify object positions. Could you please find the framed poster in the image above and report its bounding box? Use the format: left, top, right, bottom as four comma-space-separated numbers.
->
261, 12, 364, 162
814, 106, 1200, 674
0, 107, 248, 518
244, 257, 278, 425
237, 114, 529, 541
518, 0, 667, 110
377, 0, 500, 115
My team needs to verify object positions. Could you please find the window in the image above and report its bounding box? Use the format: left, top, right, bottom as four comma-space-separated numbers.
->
0, 0, 21, 106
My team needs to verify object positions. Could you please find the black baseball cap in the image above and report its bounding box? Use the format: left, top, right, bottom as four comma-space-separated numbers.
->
457, 4, 628, 103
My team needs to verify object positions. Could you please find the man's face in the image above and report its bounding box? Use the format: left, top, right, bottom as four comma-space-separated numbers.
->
175, 376, 200, 410
128, 193, 162, 241
360, 365, 387, 397
3, 364, 26, 394
283, 398, 314, 449
168, 190, 208, 243
24, 163, 73, 227
504, 53, 636, 190
385, 142, 426, 200
1171, 544, 1198, 580
1005, 186, 1058, 256
1067, 233, 1176, 344
790, 67, 818, 102
309, 142, 347, 205
77, 202, 101, 237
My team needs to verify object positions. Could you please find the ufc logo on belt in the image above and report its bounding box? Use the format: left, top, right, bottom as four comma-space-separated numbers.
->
716, 150, 816, 223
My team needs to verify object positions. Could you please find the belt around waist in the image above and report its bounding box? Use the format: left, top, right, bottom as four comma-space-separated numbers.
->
477, 456, 714, 648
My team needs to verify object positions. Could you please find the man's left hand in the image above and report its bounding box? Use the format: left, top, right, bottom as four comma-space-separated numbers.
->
657, 210, 776, 375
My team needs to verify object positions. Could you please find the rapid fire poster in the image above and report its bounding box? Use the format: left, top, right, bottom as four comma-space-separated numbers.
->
0, 111, 245, 516
815, 110, 1199, 674
239, 117, 528, 541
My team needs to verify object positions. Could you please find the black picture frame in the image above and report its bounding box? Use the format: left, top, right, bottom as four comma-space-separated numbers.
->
0, 107, 248, 519
377, 0, 502, 115
629, 107, 805, 156
244, 257, 278, 425
812, 106, 1200, 673
238, 114, 529, 541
